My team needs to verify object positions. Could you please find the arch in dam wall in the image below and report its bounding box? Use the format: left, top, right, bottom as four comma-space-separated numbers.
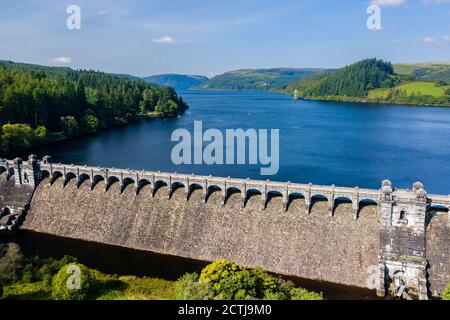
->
0, 166, 15, 180
32, 161, 449, 220
32, 162, 387, 217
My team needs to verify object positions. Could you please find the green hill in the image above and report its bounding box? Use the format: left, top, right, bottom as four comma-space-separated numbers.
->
394, 62, 450, 82
143, 74, 208, 90
197, 68, 326, 92
288, 58, 395, 97
287, 59, 450, 106
0, 60, 188, 156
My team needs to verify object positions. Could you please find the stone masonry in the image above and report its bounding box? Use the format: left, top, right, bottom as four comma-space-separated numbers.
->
1, 156, 449, 299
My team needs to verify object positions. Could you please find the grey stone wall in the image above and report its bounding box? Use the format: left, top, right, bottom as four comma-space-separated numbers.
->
21, 176, 381, 289
426, 212, 450, 297
0, 173, 34, 213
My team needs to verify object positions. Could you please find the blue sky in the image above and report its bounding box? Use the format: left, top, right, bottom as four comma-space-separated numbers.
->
0, 0, 448, 77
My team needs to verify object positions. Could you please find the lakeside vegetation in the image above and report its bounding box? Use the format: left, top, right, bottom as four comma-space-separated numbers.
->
0, 243, 323, 300
0, 60, 188, 157
287, 59, 450, 106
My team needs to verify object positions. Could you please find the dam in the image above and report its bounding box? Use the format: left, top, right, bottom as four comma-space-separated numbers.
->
0, 155, 449, 299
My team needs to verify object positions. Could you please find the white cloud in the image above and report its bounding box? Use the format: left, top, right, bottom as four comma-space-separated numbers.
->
51, 57, 72, 64
152, 36, 176, 44
422, 36, 436, 43
370, 0, 406, 7
98, 10, 110, 16
443, 35, 450, 41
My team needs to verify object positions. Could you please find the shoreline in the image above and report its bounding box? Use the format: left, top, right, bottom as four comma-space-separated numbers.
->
10, 112, 171, 159
190, 88, 450, 107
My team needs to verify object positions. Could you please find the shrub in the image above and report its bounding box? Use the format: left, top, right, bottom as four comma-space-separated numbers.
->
81, 114, 100, 134
60, 116, 79, 137
264, 291, 287, 300
51, 263, 94, 300
1, 124, 34, 155
199, 259, 241, 291
443, 283, 450, 300
252, 267, 281, 297
97, 290, 126, 300
290, 287, 324, 300
218, 269, 258, 300
196, 260, 323, 300
175, 273, 215, 300
34, 125, 48, 143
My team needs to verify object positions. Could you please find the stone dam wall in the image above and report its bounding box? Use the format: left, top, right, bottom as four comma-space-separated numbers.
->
21, 175, 381, 289
426, 213, 450, 297
1, 156, 449, 299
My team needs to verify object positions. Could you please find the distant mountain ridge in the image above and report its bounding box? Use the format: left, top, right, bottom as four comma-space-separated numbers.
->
142, 74, 209, 90
393, 62, 450, 82
196, 68, 327, 92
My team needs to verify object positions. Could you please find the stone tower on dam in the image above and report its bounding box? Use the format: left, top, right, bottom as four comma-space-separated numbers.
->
0, 155, 449, 299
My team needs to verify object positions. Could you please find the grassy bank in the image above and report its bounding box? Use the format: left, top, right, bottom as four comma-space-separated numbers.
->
3, 272, 176, 300
0, 243, 323, 300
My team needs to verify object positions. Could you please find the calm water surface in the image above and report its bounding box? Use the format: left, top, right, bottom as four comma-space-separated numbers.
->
36, 90, 450, 194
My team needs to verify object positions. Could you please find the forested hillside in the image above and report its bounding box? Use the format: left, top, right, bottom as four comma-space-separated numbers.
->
197, 68, 325, 92
0, 61, 188, 156
287, 59, 450, 106
394, 63, 450, 83
290, 59, 395, 98
143, 74, 208, 90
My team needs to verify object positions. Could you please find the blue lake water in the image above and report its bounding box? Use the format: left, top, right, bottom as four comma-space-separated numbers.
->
37, 90, 450, 194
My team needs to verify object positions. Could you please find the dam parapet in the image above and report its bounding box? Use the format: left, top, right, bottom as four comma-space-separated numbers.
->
1, 155, 449, 299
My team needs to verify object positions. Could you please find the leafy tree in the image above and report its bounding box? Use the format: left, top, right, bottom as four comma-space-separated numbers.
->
139, 88, 159, 113
1, 123, 34, 155
175, 273, 215, 300
51, 263, 94, 300
60, 116, 79, 137
0, 243, 24, 285
34, 125, 48, 143
181, 259, 324, 301
81, 114, 100, 134
199, 259, 242, 291
155, 99, 179, 117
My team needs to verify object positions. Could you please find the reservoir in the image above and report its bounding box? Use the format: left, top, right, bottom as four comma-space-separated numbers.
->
20, 90, 450, 299
35, 90, 450, 194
